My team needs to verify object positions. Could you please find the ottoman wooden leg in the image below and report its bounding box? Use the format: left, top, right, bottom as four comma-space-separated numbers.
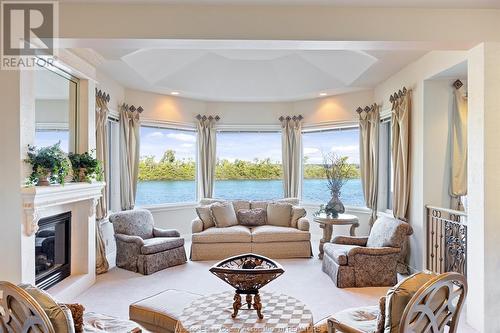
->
253, 293, 263, 319
246, 294, 252, 309
232, 293, 242, 318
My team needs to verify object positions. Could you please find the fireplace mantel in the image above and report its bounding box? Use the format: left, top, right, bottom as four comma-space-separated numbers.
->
21, 182, 104, 236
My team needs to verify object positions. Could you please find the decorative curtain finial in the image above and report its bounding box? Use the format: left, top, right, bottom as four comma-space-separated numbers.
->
453, 79, 464, 90
196, 114, 220, 122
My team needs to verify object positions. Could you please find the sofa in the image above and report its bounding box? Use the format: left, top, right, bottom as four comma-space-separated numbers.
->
322, 215, 413, 288
190, 198, 312, 261
110, 209, 187, 275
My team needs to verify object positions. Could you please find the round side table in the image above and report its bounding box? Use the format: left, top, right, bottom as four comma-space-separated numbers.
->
313, 213, 360, 259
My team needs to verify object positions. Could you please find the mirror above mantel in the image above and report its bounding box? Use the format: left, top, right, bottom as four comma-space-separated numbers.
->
34, 65, 79, 153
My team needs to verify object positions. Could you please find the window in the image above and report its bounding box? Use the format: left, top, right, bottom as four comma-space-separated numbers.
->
106, 118, 120, 212
214, 131, 283, 200
302, 127, 364, 207
136, 126, 197, 205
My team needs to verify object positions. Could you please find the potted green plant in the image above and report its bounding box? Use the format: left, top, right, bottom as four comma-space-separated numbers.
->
25, 143, 71, 186
68, 151, 103, 183
322, 153, 358, 217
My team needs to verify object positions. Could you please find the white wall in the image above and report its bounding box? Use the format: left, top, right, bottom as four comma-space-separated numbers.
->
373, 50, 468, 271
96, 72, 125, 116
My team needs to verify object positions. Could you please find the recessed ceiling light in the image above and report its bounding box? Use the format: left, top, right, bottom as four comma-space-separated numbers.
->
171, 91, 180, 95
319, 92, 327, 97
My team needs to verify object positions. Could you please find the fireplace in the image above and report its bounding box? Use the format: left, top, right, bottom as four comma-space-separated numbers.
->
35, 212, 71, 290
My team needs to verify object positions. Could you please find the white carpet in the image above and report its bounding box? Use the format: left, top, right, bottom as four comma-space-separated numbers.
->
74, 242, 477, 332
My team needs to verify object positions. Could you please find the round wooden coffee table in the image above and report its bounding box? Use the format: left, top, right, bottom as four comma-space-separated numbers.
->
313, 213, 359, 259
175, 291, 313, 333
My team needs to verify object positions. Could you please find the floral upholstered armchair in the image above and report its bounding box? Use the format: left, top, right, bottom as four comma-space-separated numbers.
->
322, 216, 413, 288
110, 209, 187, 275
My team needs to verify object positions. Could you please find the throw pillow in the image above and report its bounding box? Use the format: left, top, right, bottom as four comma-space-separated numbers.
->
63, 303, 85, 333
267, 202, 293, 227
195, 205, 216, 229
19, 284, 75, 333
237, 208, 267, 227
291, 206, 307, 228
250, 201, 269, 210
211, 202, 238, 228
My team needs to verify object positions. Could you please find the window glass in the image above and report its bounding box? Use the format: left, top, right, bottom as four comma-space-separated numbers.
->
136, 126, 196, 205
302, 127, 364, 207
214, 131, 283, 200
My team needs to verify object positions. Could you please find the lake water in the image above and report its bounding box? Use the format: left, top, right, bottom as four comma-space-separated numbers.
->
136, 178, 365, 207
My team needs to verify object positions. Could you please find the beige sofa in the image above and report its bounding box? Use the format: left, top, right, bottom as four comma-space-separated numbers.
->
190, 198, 312, 261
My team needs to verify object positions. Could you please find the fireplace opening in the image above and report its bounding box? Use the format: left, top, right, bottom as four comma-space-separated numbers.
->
35, 212, 71, 290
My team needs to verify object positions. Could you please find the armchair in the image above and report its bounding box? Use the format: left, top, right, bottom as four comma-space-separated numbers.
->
317, 272, 467, 333
322, 216, 413, 288
110, 209, 187, 275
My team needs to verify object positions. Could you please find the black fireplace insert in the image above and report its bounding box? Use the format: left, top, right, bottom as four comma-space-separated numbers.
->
35, 212, 71, 290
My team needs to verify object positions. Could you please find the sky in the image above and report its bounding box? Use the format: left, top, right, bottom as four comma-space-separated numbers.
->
35, 130, 70, 153
140, 126, 360, 164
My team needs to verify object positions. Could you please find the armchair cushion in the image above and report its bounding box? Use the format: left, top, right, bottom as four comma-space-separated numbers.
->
153, 227, 180, 238
211, 202, 238, 228
366, 216, 413, 248
110, 209, 154, 239
323, 243, 358, 266
291, 207, 307, 228
141, 237, 184, 255
328, 306, 380, 333
384, 271, 436, 333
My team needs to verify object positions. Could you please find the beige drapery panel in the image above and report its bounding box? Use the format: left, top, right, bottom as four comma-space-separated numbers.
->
391, 88, 412, 222
358, 104, 380, 227
197, 115, 219, 198
119, 104, 142, 210
280, 115, 303, 198
451, 83, 468, 211
95, 89, 110, 275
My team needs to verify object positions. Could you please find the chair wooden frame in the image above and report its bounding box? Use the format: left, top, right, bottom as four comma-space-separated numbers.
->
399, 272, 467, 333
0, 281, 55, 333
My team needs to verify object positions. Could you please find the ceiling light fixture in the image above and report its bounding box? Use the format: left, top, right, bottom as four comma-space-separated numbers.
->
171, 91, 180, 95
319, 92, 327, 97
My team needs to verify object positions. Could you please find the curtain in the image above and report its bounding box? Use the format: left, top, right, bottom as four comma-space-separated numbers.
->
119, 104, 142, 210
280, 115, 303, 198
95, 90, 109, 274
391, 88, 411, 221
358, 104, 380, 227
450, 85, 468, 211
197, 115, 219, 198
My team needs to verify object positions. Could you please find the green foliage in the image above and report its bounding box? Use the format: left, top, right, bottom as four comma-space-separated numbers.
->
68, 151, 103, 182
139, 150, 360, 181
25, 143, 70, 185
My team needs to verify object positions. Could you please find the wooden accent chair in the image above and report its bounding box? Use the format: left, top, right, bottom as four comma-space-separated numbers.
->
324, 272, 467, 333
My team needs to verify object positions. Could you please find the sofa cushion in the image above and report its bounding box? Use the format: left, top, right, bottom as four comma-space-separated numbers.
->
367, 216, 412, 248
291, 206, 307, 228
251, 200, 269, 210
199, 198, 226, 205
211, 202, 238, 228
237, 208, 267, 227
251, 225, 310, 243
277, 198, 300, 205
141, 237, 185, 255
232, 200, 251, 213
195, 205, 215, 230
323, 243, 359, 266
384, 271, 436, 333
192, 225, 252, 243
20, 284, 75, 333
267, 202, 293, 227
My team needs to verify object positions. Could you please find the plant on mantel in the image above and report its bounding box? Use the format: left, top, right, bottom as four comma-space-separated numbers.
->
25, 142, 71, 186
68, 150, 103, 183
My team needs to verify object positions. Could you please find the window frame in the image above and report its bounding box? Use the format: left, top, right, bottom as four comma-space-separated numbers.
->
135, 121, 199, 208
301, 123, 366, 209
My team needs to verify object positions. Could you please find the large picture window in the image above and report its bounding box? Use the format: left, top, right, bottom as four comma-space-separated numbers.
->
136, 126, 197, 206
302, 127, 364, 207
214, 131, 283, 200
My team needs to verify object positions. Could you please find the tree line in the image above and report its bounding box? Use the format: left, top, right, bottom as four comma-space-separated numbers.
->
138, 150, 360, 181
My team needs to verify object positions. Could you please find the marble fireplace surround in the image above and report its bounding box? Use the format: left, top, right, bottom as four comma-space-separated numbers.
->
21, 182, 104, 301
